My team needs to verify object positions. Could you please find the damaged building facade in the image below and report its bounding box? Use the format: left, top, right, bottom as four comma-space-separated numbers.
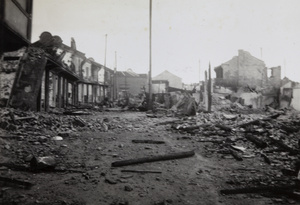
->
280, 77, 300, 111
0, 31, 114, 111
115, 69, 148, 97
214, 50, 281, 109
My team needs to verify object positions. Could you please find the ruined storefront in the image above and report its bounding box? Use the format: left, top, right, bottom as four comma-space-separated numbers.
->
0, 31, 112, 111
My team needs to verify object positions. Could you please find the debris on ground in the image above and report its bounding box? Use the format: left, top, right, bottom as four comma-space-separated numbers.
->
1, 102, 300, 204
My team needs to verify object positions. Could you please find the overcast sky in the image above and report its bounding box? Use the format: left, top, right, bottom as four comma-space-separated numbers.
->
32, 0, 300, 84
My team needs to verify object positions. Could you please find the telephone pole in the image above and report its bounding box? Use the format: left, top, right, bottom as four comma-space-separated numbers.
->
114, 51, 117, 100
148, 0, 153, 110
208, 63, 212, 112
104, 34, 107, 68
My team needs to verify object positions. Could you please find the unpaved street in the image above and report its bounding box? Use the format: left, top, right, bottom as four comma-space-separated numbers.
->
1, 109, 299, 205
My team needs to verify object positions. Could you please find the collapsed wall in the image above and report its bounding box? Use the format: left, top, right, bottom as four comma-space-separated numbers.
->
0, 47, 47, 110
0, 48, 26, 106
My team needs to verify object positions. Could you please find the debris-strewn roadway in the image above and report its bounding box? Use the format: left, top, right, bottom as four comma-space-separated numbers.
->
1, 107, 300, 205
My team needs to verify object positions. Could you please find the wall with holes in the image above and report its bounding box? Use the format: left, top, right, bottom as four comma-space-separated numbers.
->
0, 48, 26, 106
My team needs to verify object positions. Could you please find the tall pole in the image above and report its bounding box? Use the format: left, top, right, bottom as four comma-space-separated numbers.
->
104, 34, 107, 68
114, 51, 117, 100
284, 58, 286, 77
148, 0, 153, 110
104, 34, 108, 99
199, 60, 201, 102
208, 62, 212, 112
199, 59, 201, 90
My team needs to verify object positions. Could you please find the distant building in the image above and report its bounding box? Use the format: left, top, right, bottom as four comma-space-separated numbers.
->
214, 50, 267, 90
280, 78, 300, 111
152, 80, 169, 94
115, 69, 148, 96
153, 70, 182, 89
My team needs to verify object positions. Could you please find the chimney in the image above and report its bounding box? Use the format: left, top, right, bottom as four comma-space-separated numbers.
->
71, 37, 76, 50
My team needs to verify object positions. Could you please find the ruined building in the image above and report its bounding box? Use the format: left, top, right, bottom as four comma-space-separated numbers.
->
115, 69, 148, 96
214, 50, 269, 90
153, 70, 183, 89
214, 50, 281, 108
0, 31, 114, 111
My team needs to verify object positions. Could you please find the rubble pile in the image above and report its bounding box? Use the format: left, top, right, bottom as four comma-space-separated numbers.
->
1, 102, 300, 203
0, 108, 129, 135
211, 93, 257, 113
166, 108, 300, 197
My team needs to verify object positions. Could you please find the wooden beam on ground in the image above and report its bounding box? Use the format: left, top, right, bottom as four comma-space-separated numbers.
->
121, 169, 162, 174
112, 150, 195, 167
268, 136, 299, 155
0, 176, 34, 189
237, 114, 281, 128
216, 124, 232, 132
220, 185, 297, 195
245, 134, 267, 148
132, 140, 165, 144
230, 149, 243, 161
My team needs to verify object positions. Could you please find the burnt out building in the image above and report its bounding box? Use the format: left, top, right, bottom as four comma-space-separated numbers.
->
214, 50, 282, 109
115, 69, 148, 97
214, 50, 267, 90
0, 31, 112, 111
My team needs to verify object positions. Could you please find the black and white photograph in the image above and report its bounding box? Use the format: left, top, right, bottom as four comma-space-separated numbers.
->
1, 0, 300, 204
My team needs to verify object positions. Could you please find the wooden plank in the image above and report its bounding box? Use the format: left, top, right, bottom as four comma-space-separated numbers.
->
121, 169, 162, 174
0, 176, 34, 189
230, 149, 243, 161
216, 124, 232, 132
132, 140, 165, 144
237, 114, 281, 128
268, 136, 299, 155
220, 185, 296, 195
245, 134, 267, 148
112, 150, 195, 167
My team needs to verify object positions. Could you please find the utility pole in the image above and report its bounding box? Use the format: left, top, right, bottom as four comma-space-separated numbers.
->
104, 34, 110, 100
204, 70, 208, 110
208, 63, 212, 112
284, 58, 286, 77
114, 51, 117, 100
148, 0, 153, 110
104, 34, 107, 68
199, 60, 201, 103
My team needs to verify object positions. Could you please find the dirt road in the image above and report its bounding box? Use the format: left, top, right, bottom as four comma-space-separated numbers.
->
0, 110, 292, 204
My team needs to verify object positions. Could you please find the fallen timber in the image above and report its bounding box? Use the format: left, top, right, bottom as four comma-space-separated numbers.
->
0, 176, 34, 189
121, 169, 162, 174
220, 184, 298, 195
236, 113, 281, 128
245, 134, 268, 148
267, 135, 299, 155
112, 150, 195, 167
132, 140, 165, 144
